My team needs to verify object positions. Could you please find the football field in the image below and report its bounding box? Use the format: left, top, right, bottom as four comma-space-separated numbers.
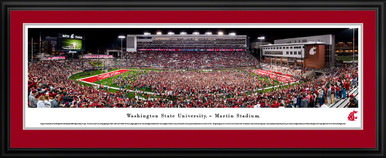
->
71, 68, 296, 97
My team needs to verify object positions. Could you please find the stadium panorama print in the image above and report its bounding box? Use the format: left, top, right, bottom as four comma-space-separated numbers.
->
27, 27, 359, 110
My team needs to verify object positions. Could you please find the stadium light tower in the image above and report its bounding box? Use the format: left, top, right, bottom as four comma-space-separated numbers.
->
205, 32, 212, 35
229, 32, 236, 36
118, 35, 125, 57
156, 31, 162, 35
168, 32, 175, 35
180, 32, 187, 35
218, 31, 224, 35
144, 32, 151, 35
350, 28, 355, 64
258, 36, 265, 61
193, 32, 199, 35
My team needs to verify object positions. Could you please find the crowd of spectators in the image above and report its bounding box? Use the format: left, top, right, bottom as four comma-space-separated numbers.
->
110, 65, 357, 108
128, 70, 276, 97
260, 63, 305, 77
207, 65, 357, 108
28, 60, 128, 108
138, 39, 246, 49
28, 52, 358, 108
121, 51, 259, 69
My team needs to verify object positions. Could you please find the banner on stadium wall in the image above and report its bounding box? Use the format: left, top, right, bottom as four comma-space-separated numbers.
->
44, 56, 66, 60
138, 49, 246, 51
82, 55, 113, 59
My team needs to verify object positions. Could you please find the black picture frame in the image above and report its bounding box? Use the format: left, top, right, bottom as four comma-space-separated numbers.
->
1, 0, 385, 157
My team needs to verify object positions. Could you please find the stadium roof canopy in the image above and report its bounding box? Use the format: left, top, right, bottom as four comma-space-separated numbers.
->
261, 41, 327, 47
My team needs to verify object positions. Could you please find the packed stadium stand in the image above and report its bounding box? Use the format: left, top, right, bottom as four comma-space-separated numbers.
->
28, 33, 358, 108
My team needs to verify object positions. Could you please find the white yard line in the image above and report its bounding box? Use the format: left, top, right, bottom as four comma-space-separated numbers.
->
257, 81, 299, 91
77, 80, 155, 94
77, 80, 150, 100
67, 70, 83, 79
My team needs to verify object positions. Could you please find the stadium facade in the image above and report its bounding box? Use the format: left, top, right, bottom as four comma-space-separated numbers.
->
261, 34, 335, 69
125, 34, 247, 52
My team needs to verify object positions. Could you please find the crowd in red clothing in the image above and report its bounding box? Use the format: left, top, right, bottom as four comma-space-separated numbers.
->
253, 65, 358, 108
28, 60, 128, 108
125, 69, 276, 97
28, 54, 358, 108
121, 51, 259, 69
260, 63, 305, 78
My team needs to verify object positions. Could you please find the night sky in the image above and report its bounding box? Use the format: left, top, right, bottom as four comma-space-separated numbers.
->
29, 28, 358, 53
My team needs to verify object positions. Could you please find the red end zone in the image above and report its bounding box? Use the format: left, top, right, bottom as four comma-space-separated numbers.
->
251, 69, 295, 83
79, 69, 130, 83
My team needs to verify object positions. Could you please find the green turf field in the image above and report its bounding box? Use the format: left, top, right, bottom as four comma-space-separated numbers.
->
75, 68, 161, 99
93, 68, 157, 90
69, 68, 120, 80
89, 61, 106, 67
70, 68, 298, 100
249, 71, 280, 87
335, 56, 358, 61
68, 68, 141, 98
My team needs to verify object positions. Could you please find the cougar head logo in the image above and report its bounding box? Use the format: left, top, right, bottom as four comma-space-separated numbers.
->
309, 47, 317, 55
348, 110, 358, 121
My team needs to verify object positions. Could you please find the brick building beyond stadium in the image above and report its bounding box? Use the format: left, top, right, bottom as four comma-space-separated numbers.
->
261, 34, 335, 69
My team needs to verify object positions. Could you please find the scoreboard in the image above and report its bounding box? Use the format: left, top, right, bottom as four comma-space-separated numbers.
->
58, 33, 85, 53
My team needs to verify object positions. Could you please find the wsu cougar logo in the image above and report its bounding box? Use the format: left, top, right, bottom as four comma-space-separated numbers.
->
309, 47, 317, 55
348, 110, 358, 121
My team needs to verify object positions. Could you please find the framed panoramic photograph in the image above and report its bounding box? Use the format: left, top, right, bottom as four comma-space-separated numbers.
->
1, 0, 385, 157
